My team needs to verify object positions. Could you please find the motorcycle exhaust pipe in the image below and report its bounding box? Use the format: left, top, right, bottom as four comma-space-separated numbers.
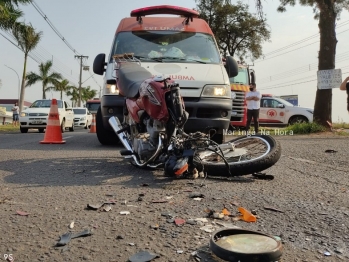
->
108, 116, 163, 167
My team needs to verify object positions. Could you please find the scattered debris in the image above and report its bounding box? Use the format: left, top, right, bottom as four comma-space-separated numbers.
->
174, 218, 186, 226
103, 205, 112, 212
129, 250, 160, 262
325, 149, 337, 153
16, 210, 30, 216
238, 207, 257, 222
120, 211, 130, 215
87, 202, 116, 211
222, 208, 230, 216
165, 196, 173, 200
324, 251, 331, 256
177, 250, 184, 254
215, 221, 240, 228
161, 211, 175, 218
152, 200, 168, 203
264, 206, 284, 213
193, 197, 203, 201
69, 221, 74, 229
140, 183, 149, 187
194, 218, 208, 223
56, 232, 72, 246
230, 201, 239, 207
105, 194, 115, 197
116, 235, 124, 240
252, 172, 274, 180
186, 219, 197, 225
150, 224, 159, 230
189, 192, 205, 198
200, 224, 216, 233
213, 212, 225, 219
129, 243, 135, 246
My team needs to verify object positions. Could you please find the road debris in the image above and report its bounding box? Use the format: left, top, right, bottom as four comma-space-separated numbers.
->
103, 205, 112, 212
189, 192, 205, 198
69, 221, 74, 229
16, 210, 30, 216
238, 207, 257, 222
325, 149, 337, 153
129, 250, 159, 262
120, 211, 130, 215
174, 218, 186, 226
264, 206, 284, 213
200, 224, 217, 233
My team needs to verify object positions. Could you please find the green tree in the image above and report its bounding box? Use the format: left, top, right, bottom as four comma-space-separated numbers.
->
81, 86, 97, 105
0, 0, 31, 30
50, 79, 74, 100
195, 0, 271, 61
26, 60, 62, 100
66, 86, 79, 107
12, 22, 42, 112
275, 0, 349, 126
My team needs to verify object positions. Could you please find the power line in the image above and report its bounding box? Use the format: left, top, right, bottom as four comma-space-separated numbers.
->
259, 69, 349, 90
31, 0, 81, 56
258, 50, 349, 85
254, 21, 349, 63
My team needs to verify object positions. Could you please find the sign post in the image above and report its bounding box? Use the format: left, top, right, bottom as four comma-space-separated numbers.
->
317, 69, 342, 89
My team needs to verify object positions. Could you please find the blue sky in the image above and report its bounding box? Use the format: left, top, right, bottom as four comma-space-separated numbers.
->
1, 0, 349, 122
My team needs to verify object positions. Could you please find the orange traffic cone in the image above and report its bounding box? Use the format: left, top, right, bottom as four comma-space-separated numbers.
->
89, 114, 96, 133
40, 99, 66, 144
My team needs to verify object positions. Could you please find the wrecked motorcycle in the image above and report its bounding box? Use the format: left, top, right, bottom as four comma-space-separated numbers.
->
107, 54, 281, 178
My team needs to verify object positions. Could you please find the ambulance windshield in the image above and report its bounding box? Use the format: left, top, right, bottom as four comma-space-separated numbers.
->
110, 31, 221, 64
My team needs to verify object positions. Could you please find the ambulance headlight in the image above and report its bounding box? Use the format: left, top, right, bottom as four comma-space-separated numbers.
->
202, 85, 230, 98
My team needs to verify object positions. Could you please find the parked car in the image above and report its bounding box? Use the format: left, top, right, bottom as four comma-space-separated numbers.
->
259, 95, 313, 126
19, 99, 75, 133
73, 107, 92, 129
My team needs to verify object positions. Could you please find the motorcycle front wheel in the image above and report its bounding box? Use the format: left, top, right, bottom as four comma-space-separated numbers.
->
198, 135, 281, 176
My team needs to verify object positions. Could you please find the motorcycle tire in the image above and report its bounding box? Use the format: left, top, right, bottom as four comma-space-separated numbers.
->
200, 135, 281, 176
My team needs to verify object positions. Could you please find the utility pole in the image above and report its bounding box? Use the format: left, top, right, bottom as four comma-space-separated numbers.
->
75, 55, 88, 107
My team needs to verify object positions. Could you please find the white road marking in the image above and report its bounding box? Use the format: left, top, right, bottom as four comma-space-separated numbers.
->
63, 136, 73, 139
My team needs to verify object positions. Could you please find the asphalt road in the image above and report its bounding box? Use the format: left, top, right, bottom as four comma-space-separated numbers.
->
0, 129, 348, 262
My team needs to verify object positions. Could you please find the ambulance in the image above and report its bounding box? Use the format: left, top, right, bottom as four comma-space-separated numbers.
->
259, 94, 313, 126
93, 5, 238, 145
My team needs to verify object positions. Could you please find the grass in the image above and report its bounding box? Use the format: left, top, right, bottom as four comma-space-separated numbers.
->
284, 122, 326, 134
0, 125, 20, 133
332, 121, 349, 129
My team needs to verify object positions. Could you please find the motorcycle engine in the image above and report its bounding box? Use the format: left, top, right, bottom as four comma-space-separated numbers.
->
133, 118, 165, 161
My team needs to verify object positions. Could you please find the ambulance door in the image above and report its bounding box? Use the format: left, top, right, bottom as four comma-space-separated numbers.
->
260, 98, 285, 124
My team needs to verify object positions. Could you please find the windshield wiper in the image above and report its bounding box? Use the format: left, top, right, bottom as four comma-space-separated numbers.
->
133, 55, 163, 62
158, 56, 207, 64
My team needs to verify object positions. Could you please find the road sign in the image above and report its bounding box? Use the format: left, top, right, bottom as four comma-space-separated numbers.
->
317, 69, 342, 89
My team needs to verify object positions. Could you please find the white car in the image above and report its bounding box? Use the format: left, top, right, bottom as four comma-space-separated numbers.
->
259, 96, 313, 126
19, 99, 75, 133
73, 107, 93, 129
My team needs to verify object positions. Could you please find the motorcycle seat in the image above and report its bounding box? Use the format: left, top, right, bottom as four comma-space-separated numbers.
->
118, 63, 152, 98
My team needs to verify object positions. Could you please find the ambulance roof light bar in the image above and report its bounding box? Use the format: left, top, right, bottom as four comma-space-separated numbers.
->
262, 94, 273, 97
130, 5, 200, 25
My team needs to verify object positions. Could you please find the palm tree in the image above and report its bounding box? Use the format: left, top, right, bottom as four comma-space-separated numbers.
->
50, 79, 74, 100
0, 0, 31, 31
66, 86, 79, 107
81, 86, 97, 105
12, 22, 42, 112
26, 60, 62, 100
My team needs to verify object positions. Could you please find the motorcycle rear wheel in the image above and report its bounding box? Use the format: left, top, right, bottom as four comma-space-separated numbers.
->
199, 135, 281, 176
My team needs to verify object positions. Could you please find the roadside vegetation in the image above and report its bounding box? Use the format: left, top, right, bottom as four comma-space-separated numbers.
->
0, 125, 19, 133
284, 122, 326, 134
